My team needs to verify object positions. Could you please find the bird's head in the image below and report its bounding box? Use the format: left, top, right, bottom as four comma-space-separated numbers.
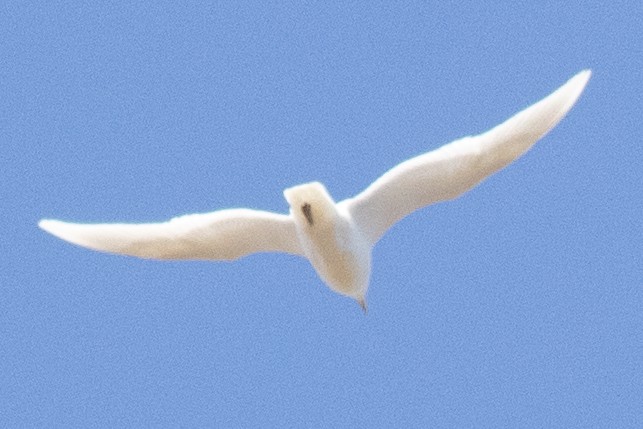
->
283, 182, 337, 228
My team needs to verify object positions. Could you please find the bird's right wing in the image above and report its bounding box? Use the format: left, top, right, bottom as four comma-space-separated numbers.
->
340, 70, 591, 244
39, 209, 304, 261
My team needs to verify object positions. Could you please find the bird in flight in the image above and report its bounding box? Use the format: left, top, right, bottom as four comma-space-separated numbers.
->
40, 70, 591, 312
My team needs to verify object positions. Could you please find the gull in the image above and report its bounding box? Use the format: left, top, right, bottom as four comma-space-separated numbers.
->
40, 70, 591, 312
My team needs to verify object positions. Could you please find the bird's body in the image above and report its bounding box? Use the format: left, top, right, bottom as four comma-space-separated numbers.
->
284, 182, 371, 308
40, 70, 591, 310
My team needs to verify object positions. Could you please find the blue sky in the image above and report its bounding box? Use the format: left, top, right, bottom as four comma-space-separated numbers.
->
2, 2, 641, 427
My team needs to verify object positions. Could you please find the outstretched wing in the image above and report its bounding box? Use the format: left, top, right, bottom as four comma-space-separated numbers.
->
39, 209, 304, 261
340, 70, 591, 244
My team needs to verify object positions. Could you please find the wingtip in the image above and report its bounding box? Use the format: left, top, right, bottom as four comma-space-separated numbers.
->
536, 69, 591, 131
38, 219, 56, 232
563, 69, 592, 103
571, 69, 592, 89
38, 219, 68, 241
39, 219, 78, 243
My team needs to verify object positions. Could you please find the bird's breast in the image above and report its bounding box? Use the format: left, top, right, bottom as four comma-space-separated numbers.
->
299, 218, 370, 297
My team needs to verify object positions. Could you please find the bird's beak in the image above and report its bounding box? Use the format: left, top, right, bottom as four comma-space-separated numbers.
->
358, 298, 368, 314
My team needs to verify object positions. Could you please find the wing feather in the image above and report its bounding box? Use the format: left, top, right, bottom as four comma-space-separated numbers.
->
341, 70, 591, 244
39, 209, 303, 261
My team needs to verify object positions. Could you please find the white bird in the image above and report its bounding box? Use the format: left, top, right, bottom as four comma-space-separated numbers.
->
40, 70, 591, 312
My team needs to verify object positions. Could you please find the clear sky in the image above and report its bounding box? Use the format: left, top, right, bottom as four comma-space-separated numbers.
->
2, 2, 641, 427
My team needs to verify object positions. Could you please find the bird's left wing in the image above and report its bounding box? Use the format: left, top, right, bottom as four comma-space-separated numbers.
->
39, 209, 304, 261
339, 70, 591, 244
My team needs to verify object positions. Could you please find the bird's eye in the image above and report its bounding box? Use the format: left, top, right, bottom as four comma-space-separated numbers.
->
301, 203, 314, 226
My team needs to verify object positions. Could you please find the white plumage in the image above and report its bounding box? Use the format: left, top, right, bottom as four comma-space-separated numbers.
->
40, 70, 591, 311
